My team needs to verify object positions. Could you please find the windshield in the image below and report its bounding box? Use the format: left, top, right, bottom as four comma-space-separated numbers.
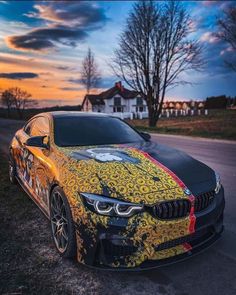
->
54, 116, 144, 147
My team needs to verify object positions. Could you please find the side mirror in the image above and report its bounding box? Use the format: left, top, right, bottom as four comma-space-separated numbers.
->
25, 136, 49, 149
140, 131, 151, 141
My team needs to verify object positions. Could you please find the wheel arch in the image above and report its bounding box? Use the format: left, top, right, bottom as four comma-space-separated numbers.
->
49, 182, 60, 198
48, 182, 75, 208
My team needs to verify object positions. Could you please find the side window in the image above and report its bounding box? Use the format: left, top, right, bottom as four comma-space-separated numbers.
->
30, 117, 50, 137
24, 120, 35, 136
24, 117, 50, 137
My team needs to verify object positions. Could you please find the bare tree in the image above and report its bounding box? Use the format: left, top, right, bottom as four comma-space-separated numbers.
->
1, 90, 14, 117
112, 1, 203, 126
8, 87, 37, 119
81, 48, 101, 94
217, 5, 236, 71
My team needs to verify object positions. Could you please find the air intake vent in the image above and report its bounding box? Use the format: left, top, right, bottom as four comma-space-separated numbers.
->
155, 226, 211, 251
101, 240, 137, 258
152, 199, 191, 219
194, 190, 215, 212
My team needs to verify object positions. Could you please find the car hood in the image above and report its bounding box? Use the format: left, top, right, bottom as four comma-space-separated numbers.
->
58, 141, 216, 205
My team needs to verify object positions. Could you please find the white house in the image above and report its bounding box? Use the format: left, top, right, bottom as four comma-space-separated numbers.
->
82, 81, 148, 118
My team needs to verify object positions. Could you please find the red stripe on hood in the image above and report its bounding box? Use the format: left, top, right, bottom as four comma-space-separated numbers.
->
183, 243, 192, 251
131, 148, 196, 234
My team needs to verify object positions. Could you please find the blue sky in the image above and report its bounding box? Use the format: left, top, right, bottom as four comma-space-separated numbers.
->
0, 1, 235, 106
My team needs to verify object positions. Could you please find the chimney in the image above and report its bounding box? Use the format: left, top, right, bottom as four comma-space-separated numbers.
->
115, 81, 124, 92
115, 81, 121, 89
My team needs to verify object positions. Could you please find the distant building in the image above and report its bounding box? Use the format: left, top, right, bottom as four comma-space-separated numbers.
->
81, 81, 147, 115
163, 100, 205, 110
81, 81, 207, 118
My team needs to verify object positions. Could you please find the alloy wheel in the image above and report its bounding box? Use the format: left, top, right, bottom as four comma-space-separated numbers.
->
50, 191, 69, 253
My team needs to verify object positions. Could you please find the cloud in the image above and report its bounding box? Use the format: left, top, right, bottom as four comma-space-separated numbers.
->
55, 65, 76, 71
0, 72, 39, 79
55, 66, 70, 71
59, 87, 83, 91
200, 31, 219, 44
201, 0, 235, 8
6, 2, 108, 52
6, 25, 88, 52
220, 46, 234, 56
67, 78, 83, 84
25, 2, 108, 27
67, 75, 118, 89
202, 1, 219, 6
219, 46, 236, 73
220, 1, 236, 9
202, 38, 236, 77
39, 71, 54, 76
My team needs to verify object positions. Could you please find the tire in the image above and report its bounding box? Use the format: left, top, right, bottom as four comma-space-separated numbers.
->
9, 158, 17, 185
50, 186, 77, 258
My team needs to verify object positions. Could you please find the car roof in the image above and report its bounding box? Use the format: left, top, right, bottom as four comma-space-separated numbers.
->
51, 111, 110, 118
36, 111, 110, 119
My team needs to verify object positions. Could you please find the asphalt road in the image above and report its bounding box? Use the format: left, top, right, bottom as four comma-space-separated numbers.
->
0, 118, 236, 295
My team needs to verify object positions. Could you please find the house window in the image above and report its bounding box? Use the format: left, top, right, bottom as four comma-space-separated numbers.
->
113, 96, 123, 112
136, 106, 145, 112
136, 97, 145, 112
113, 106, 123, 112
114, 96, 121, 106
136, 97, 143, 105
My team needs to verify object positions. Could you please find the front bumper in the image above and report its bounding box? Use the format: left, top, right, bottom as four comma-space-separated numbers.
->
73, 188, 225, 270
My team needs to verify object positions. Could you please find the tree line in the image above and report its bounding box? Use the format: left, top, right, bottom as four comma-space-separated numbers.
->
205, 95, 236, 109
0, 87, 37, 119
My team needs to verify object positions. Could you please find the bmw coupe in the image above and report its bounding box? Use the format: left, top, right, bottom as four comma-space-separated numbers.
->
9, 112, 225, 269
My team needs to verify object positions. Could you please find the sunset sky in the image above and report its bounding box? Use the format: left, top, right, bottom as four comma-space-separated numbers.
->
0, 1, 235, 107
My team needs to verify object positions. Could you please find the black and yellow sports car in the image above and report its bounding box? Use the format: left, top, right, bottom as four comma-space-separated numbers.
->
9, 111, 225, 269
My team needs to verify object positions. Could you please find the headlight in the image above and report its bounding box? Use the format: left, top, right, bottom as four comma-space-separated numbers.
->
80, 193, 144, 217
215, 172, 221, 194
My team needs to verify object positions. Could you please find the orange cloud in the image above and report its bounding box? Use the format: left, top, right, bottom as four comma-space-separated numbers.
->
0, 53, 86, 106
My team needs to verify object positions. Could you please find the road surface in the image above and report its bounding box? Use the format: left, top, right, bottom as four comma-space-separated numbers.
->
0, 118, 236, 295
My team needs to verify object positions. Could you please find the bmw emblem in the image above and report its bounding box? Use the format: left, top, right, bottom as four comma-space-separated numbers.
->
184, 188, 192, 196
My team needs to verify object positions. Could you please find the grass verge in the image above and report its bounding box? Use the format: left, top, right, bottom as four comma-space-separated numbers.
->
127, 109, 236, 140
0, 153, 68, 294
